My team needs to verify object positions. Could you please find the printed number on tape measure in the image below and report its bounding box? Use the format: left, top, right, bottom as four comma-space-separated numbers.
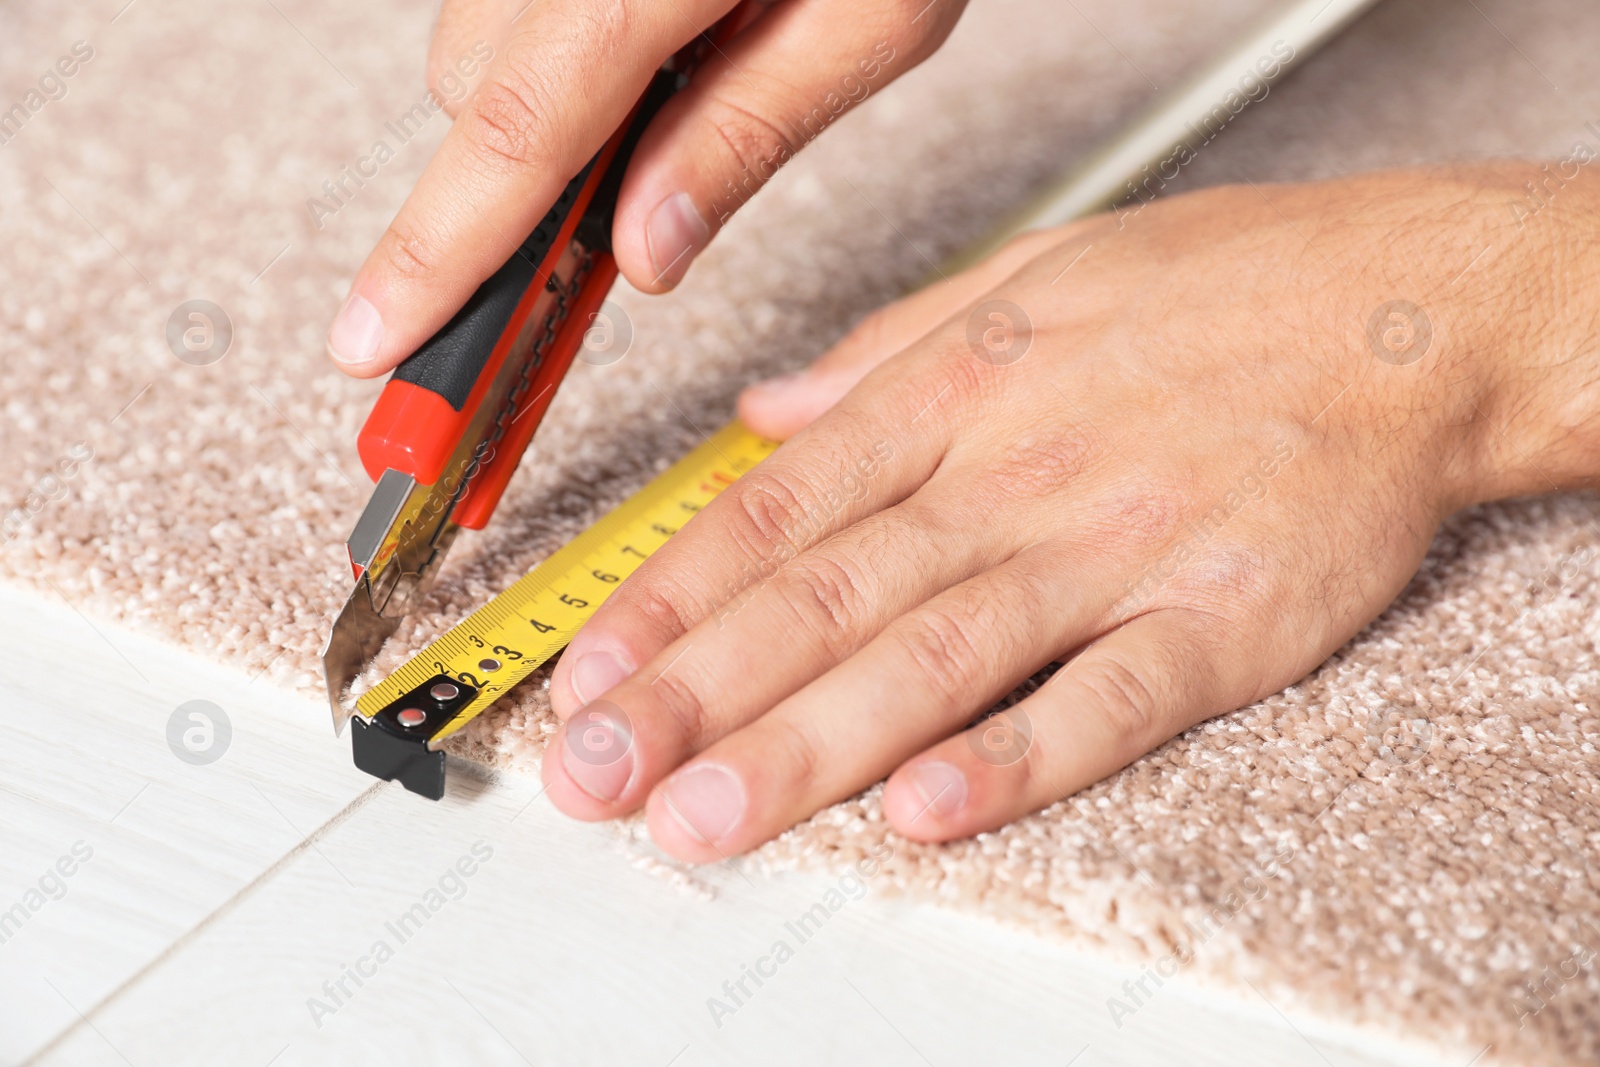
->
355, 421, 778, 744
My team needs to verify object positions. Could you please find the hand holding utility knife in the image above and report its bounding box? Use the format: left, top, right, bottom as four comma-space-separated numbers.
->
322, 7, 760, 781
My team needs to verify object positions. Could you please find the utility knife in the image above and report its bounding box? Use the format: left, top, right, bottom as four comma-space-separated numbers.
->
321, 10, 753, 740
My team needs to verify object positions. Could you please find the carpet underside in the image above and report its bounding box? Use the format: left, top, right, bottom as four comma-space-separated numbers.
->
3, 0, 1597, 1061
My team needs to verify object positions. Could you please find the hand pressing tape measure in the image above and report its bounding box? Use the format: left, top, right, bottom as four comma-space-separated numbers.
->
350, 422, 776, 798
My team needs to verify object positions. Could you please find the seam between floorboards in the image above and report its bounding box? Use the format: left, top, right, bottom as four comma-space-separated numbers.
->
22, 780, 391, 1065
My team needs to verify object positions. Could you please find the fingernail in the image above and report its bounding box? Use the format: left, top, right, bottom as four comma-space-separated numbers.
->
646, 192, 710, 288
909, 761, 968, 821
663, 764, 745, 843
327, 292, 384, 365
560, 701, 634, 802
570, 649, 632, 705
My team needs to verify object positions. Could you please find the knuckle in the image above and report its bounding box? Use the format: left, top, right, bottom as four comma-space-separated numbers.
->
763, 714, 824, 792
896, 348, 992, 426
971, 425, 1098, 504
378, 226, 439, 281
701, 96, 798, 185
779, 553, 870, 655
726, 471, 816, 565
1179, 544, 1271, 612
626, 579, 700, 641
1099, 479, 1193, 552
894, 603, 986, 695
1076, 652, 1165, 748
462, 70, 557, 171
647, 665, 713, 750
939, 347, 996, 405
979, 564, 1053, 633
854, 503, 927, 567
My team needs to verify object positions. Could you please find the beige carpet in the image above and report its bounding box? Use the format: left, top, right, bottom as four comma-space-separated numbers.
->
4, 0, 1599, 1061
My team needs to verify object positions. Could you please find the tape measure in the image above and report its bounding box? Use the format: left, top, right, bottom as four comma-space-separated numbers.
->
352, 420, 776, 796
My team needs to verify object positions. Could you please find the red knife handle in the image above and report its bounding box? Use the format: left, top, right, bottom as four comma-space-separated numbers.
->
355, 147, 616, 487
356, 6, 759, 505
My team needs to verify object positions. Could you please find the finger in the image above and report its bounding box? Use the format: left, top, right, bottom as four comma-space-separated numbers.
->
638, 548, 1109, 861
881, 608, 1247, 842
548, 370, 956, 719
426, 0, 518, 118
327, 0, 737, 374
610, 0, 967, 293
539, 494, 1008, 820
551, 232, 1101, 715
738, 228, 1071, 439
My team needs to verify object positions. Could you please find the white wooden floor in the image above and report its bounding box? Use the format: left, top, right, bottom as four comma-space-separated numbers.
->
0, 581, 1465, 1066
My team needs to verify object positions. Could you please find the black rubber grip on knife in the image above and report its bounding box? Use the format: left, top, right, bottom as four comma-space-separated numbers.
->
389, 157, 598, 411
573, 69, 684, 253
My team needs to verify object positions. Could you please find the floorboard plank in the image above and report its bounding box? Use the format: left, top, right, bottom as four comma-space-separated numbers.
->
0, 583, 375, 1063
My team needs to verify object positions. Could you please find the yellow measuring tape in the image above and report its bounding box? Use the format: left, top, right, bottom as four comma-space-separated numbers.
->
356, 420, 777, 743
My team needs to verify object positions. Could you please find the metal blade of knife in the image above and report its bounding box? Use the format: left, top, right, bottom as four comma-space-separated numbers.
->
322, 239, 595, 733
319, 4, 768, 733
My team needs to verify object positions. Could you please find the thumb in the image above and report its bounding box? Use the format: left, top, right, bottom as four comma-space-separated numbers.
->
738, 228, 1069, 439
738, 364, 874, 441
